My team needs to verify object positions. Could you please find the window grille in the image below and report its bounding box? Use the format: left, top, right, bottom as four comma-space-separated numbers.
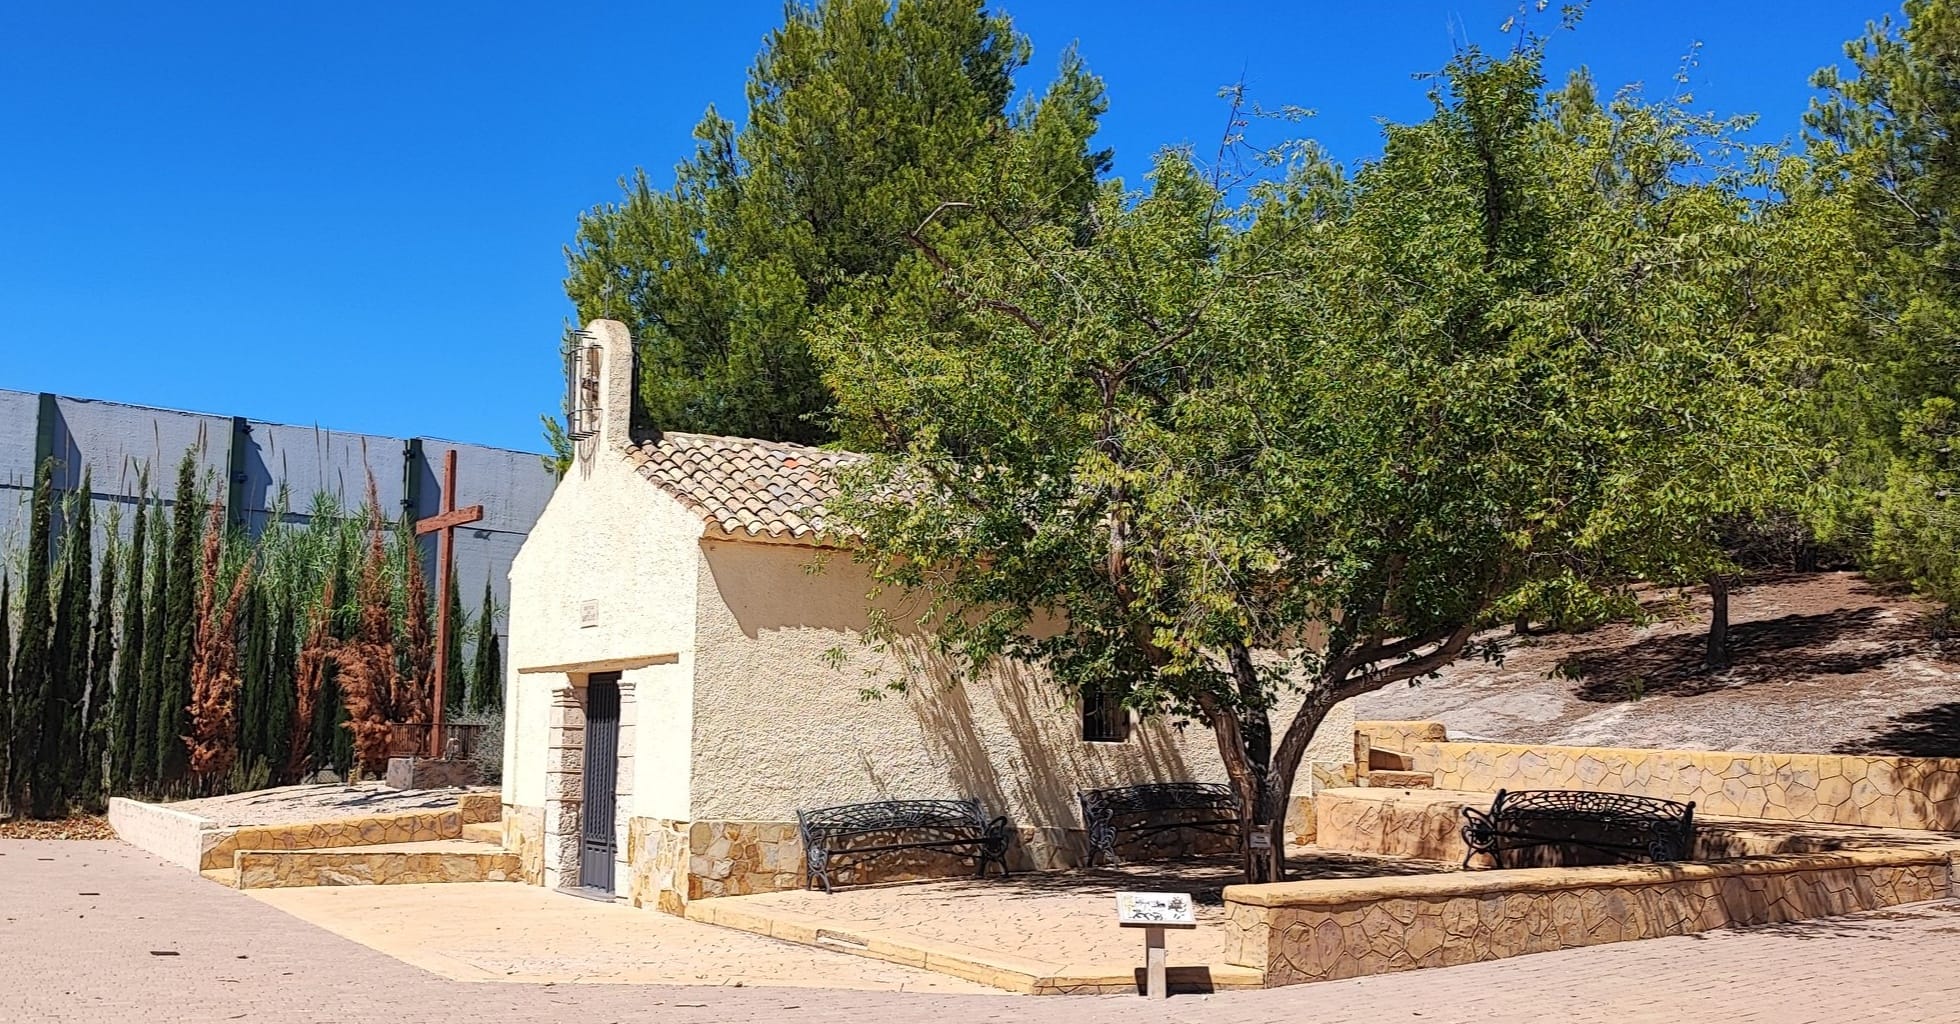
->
1082, 684, 1130, 743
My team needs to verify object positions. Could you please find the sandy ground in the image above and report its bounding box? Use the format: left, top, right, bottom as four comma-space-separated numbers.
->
165, 781, 492, 826
1350, 571, 1960, 755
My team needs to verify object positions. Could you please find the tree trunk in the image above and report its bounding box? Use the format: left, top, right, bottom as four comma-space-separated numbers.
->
1705, 574, 1730, 670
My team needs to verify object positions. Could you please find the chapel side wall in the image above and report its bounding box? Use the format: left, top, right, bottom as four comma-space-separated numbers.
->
504, 440, 701, 823
684, 539, 1343, 839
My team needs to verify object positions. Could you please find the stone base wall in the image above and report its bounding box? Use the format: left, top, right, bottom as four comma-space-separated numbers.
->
1224, 849, 1952, 986
384, 757, 480, 791
1414, 742, 1960, 831
1355, 721, 1449, 752
200, 809, 464, 870
625, 817, 1207, 913
458, 791, 501, 824
234, 848, 521, 888
1316, 788, 1469, 863
503, 804, 545, 885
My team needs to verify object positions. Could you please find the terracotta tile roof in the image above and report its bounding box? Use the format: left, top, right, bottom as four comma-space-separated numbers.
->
625, 431, 866, 542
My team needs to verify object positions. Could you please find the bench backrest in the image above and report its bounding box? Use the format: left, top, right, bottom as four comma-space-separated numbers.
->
1492, 788, 1693, 821
1079, 782, 1239, 821
1484, 788, 1695, 867
797, 798, 987, 846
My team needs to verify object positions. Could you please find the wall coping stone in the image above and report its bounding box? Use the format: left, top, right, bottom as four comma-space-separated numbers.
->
1224, 847, 1949, 908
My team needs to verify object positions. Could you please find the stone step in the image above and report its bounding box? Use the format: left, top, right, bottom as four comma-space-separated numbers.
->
460, 821, 502, 844
1363, 770, 1435, 789
233, 839, 522, 889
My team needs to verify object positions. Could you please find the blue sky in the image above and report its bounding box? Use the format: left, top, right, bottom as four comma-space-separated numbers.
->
0, 1, 1886, 453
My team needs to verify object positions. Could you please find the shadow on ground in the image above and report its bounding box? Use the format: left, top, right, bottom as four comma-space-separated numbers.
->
1837, 701, 1960, 758
1557, 608, 1926, 703
914, 852, 1450, 907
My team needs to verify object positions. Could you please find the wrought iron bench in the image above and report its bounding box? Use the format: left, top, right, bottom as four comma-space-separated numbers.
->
796, 798, 1011, 894
1078, 782, 1242, 867
1460, 789, 1696, 870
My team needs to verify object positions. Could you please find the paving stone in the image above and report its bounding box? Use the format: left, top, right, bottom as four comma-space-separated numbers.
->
10, 839, 1960, 1023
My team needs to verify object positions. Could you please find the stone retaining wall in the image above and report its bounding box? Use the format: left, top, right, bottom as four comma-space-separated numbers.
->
504, 803, 545, 884
106, 797, 218, 871
1223, 849, 1953, 986
234, 848, 521, 888
199, 809, 464, 870
112, 793, 497, 874
1413, 742, 1960, 831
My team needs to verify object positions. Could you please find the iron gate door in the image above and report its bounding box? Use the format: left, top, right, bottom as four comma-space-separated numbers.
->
580, 674, 621, 892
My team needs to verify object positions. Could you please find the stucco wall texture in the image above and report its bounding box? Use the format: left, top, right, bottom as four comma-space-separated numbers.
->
504, 320, 1362, 901
509, 446, 1359, 832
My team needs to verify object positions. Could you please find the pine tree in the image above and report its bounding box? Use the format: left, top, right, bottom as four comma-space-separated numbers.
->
443, 570, 465, 715
10, 460, 53, 815
81, 497, 118, 809
155, 451, 201, 789
110, 492, 149, 792
39, 476, 91, 818
0, 574, 13, 815
563, 0, 1110, 444
132, 493, 170, 792
469, 578, 500, 713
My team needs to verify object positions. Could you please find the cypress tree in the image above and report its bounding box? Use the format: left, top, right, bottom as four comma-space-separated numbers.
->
443, 571, 465, 715
82, 499, 117, 809
469, 579, 500, 713
132, 494, 169, 792
236, 586, 267, 770
10, 460, 53, 815
39, 477, 91, 817
155, 451, 201, 790
262, 596, 296, 783
110, 492, 148, 792
0, 574, 12, 813
312, 549, 353, 777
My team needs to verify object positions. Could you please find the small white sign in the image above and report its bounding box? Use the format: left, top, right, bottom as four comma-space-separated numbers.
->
579, 600, 600, 628
1116, 891, 1197, 927
1249, 832, 1273, 850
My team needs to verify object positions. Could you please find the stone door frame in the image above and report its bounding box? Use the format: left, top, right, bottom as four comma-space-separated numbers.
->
541, 673, 637, 893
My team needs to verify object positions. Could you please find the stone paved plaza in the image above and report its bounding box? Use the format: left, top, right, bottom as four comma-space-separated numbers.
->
7, 838, 1960, 1023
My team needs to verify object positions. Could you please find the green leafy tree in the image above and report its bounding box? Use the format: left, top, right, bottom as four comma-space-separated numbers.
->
155, 452, 201, 789
816, 42, 1807, 880
1801, 0, 1960, 606
469, 579, 501, 713
110, 488, 148, 792
564, 0, 1109, 443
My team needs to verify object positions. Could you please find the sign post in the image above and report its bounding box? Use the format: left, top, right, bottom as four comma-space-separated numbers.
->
1116, 891, 1196, 999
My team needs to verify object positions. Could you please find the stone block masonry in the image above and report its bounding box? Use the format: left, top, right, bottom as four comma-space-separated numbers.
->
1414, 742, 1960, 831
1222, 848, 1952, 986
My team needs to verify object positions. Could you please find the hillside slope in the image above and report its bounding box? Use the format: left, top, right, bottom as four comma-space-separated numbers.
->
1348, 572, 1959, 756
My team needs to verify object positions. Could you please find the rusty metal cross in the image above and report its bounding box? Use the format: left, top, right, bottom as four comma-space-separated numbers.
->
415, 448, 483, 758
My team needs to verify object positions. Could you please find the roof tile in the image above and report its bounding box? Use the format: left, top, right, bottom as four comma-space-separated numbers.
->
623, 431, 865, 541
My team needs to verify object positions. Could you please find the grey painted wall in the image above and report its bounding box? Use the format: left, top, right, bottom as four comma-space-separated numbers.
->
0, 388, 556, 651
